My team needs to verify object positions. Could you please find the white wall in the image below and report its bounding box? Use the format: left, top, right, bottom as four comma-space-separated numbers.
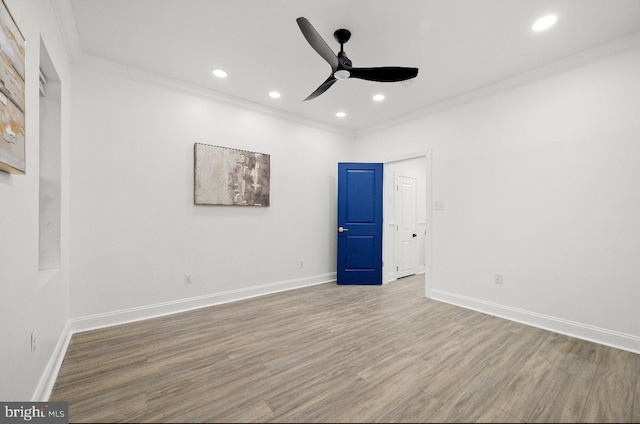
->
69, 63, 354, 328
0, 0, 72, 401
354, 48, 640, 352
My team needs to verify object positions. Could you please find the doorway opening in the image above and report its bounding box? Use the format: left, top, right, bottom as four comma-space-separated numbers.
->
382, 152, 431, 296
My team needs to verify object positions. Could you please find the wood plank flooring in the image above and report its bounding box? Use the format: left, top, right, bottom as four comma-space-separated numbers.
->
50, 275, 640, 423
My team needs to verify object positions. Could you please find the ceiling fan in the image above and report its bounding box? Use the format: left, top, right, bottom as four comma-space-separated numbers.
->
296, 17, 419, 101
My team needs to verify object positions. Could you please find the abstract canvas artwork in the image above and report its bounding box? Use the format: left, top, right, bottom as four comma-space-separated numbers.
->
194, 143, 270, 206
0, 0, 25, 174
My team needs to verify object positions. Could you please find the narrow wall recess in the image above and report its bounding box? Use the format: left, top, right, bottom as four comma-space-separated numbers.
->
38, 39, 62, 276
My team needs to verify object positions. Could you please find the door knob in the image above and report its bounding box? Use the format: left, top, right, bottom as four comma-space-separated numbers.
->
412, 233, 417, 238
338, 226, 349, 233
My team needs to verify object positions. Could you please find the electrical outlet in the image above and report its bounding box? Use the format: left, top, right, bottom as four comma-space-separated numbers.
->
31, 330, 37, 353
298, 259, 304, 268
184, 273, 192, 284
495, 272, 504, 284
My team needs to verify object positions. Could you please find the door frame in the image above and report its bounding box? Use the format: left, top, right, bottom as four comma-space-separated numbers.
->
381, 150, 433, 298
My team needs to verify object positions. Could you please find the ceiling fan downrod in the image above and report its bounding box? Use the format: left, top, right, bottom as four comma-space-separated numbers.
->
333, 28, 351, 53
334, 28, 352, 78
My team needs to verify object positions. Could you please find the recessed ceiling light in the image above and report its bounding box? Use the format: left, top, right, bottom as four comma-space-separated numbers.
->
212, 69, 228, 78
336, 111, 346, 118
373, 94, 385, 102
269, 91, 281, 99
532, 15, 557, 32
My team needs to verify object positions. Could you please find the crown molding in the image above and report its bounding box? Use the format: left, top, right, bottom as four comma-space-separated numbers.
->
50, 0, 82, 61
381, 150, 429, 164
73, 54, 354, 138
51, 0, 353, 138
356, 31, 640, 138
53, 1, 640, 140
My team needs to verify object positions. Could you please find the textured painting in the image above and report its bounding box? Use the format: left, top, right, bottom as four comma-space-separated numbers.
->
0, 0, 25, 174
194, 143, 270, 206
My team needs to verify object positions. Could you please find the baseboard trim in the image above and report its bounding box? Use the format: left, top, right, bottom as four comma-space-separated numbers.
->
71, 273, 336, 334
32, 320, 72, 401
430, 289, 640, 354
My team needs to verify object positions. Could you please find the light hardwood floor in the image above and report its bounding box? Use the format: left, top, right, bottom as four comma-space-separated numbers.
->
51, 275, 640, 423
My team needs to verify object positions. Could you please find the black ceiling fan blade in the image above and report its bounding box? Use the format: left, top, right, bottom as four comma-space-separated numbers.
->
296, 17, 339, 71
304, 75, 338, 101
348, 66, 419, 82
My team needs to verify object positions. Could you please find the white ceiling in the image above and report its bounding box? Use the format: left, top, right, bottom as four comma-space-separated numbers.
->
63, 0, 640, 133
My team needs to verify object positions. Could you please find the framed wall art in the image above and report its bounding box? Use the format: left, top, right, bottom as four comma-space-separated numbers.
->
0, 0, 25, 174
194, 143, 270, 206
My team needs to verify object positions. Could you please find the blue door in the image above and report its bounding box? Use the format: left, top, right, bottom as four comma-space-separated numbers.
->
337, 162, 383, 285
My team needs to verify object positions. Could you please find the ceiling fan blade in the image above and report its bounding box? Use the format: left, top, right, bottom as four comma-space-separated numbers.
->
348, 67, 419, 82
304, 75, 337, 101
296, 17, 339, 71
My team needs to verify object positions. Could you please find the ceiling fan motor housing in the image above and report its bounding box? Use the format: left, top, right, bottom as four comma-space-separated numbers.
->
337, 51, 352, 67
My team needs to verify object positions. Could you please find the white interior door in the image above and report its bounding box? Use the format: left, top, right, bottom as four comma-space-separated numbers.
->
395, 173, 418, 278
